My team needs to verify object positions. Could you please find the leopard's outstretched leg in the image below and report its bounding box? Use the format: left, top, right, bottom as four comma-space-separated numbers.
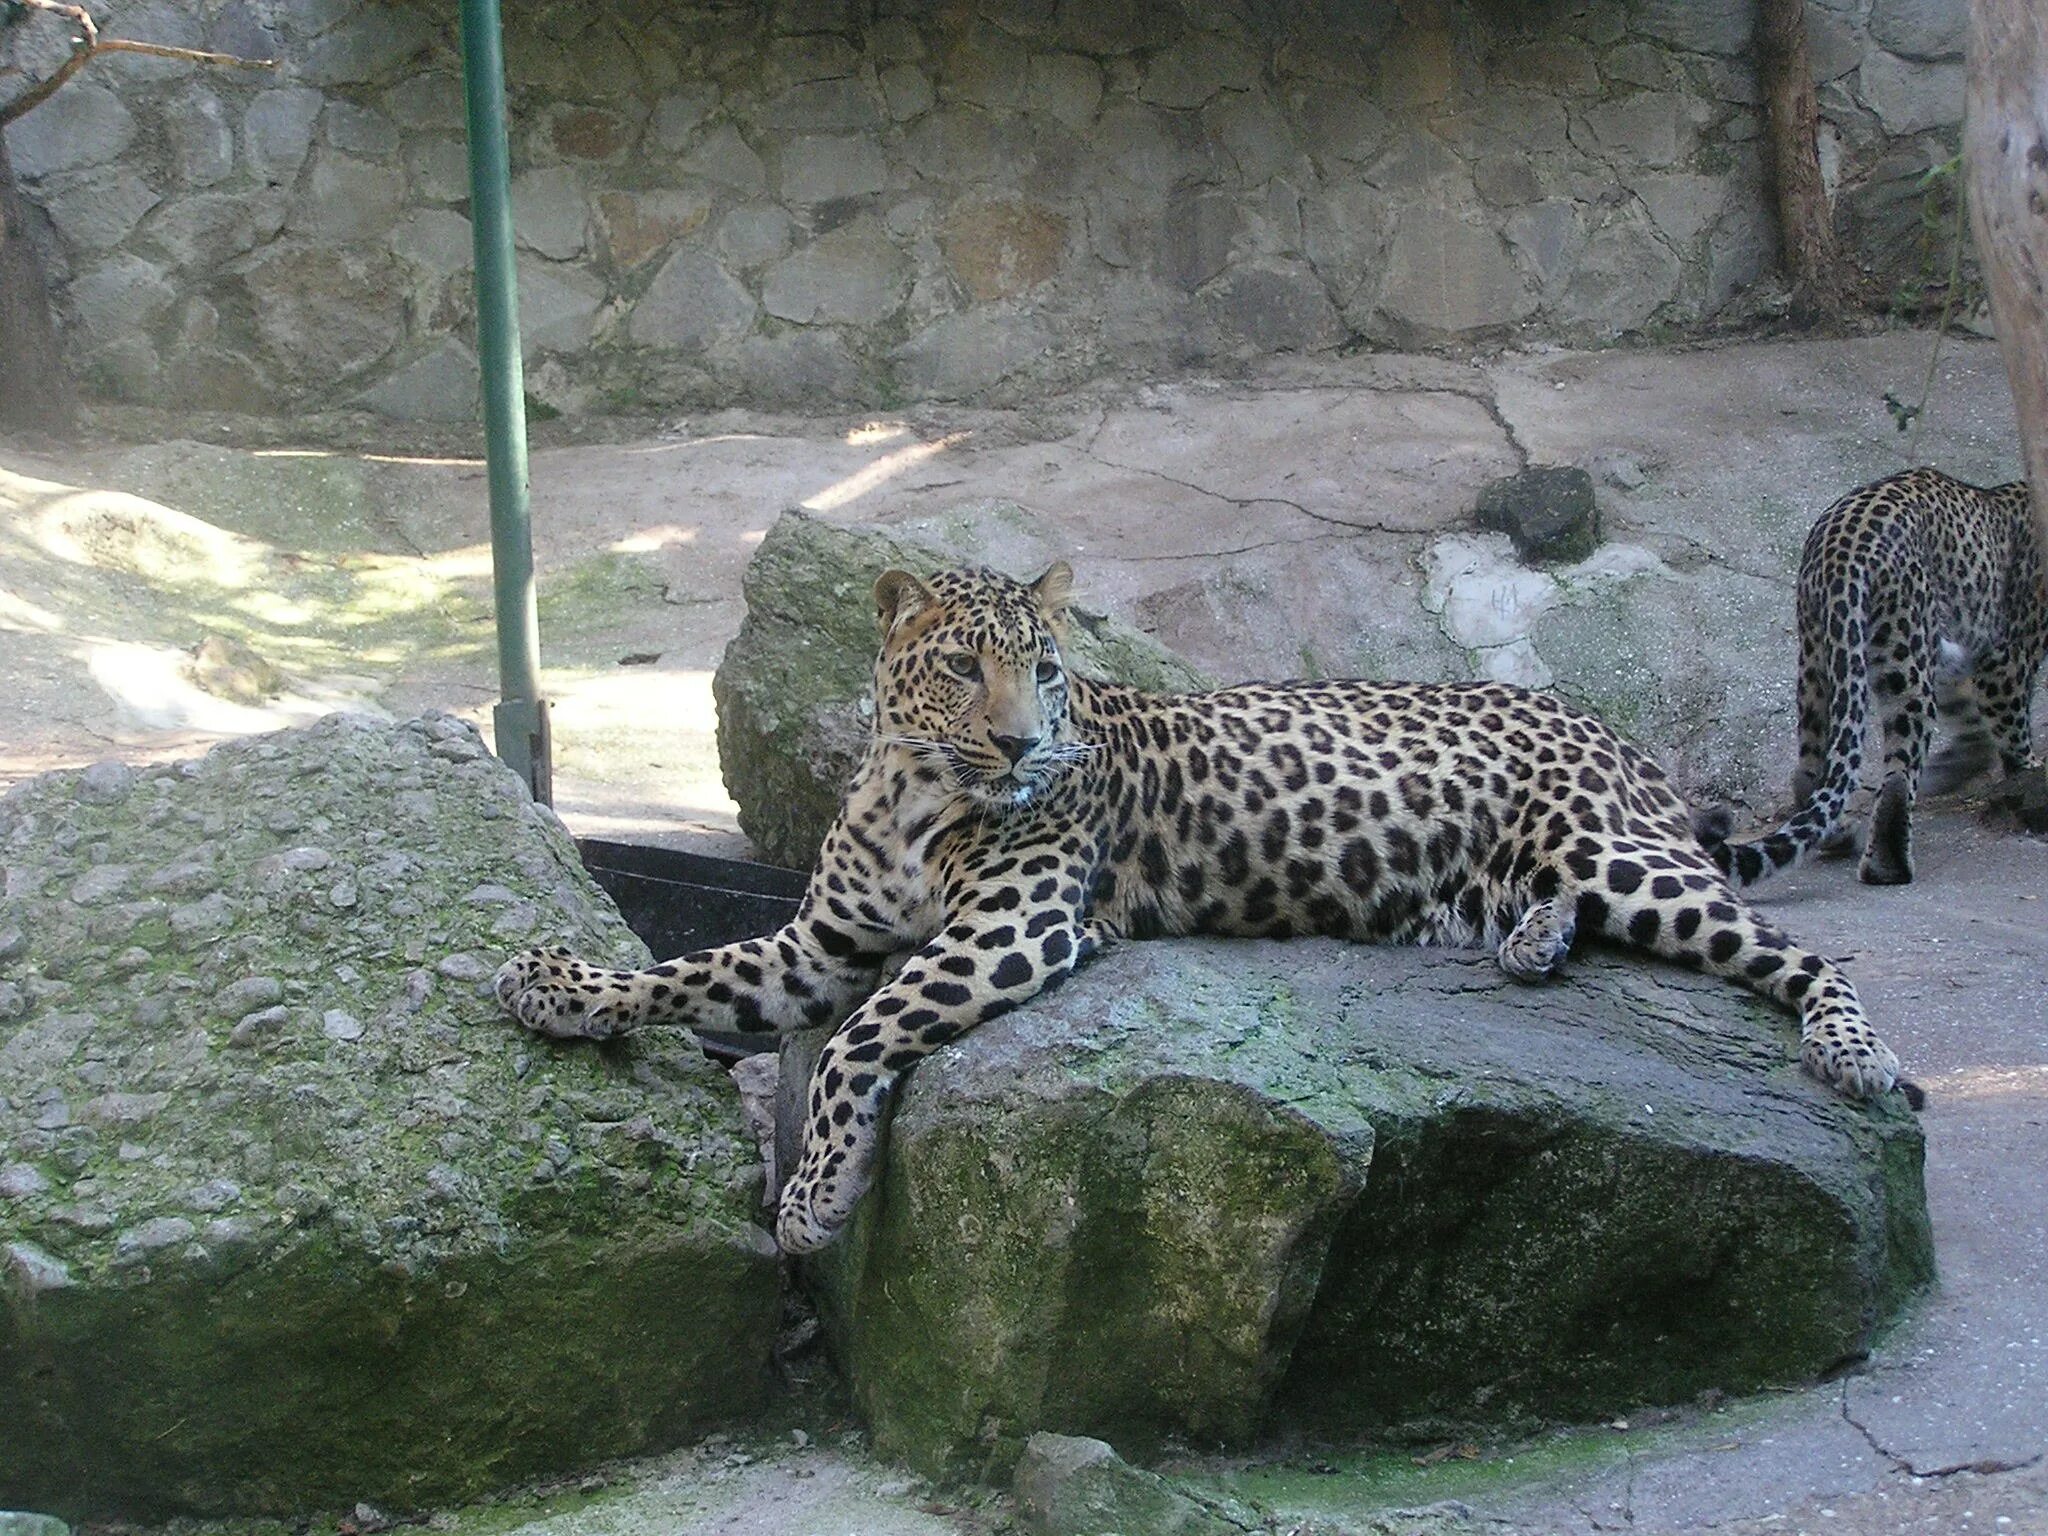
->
776, 898, 1101, 1253
1577, 852, 1900, 1098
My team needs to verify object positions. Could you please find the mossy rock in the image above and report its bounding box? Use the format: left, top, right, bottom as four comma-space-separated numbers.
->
712, 508, 1209, 869
796, 940, 1932, 1479
0, 716, 779, 1519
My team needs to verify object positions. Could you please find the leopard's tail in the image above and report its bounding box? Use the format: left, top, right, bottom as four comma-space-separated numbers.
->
1711, 577, 1869, 890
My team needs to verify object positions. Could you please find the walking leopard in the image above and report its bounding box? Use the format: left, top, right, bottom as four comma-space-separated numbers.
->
1706, 468, 2042, 888
497, 561, 1911, 1253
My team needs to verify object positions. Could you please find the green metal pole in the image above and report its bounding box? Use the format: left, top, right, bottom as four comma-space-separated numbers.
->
459, 0, 551, 805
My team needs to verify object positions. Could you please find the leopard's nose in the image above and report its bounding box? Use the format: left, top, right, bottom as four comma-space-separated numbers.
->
991, 731, 1042, 764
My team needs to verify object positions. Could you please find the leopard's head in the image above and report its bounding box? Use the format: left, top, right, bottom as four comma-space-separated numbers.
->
870, 561, 1082, 809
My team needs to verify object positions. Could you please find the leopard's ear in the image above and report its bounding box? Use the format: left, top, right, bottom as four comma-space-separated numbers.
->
874, 569, 936, 633
1029, 560, 1075, 620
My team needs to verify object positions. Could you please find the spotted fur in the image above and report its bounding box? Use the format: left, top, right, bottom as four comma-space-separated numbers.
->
497, 562, 1908, 1253
1709, 468, 2042, 888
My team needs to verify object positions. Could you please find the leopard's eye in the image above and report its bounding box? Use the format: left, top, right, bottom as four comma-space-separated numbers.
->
944, 652, 980, 681
1035, 657, 1060, 684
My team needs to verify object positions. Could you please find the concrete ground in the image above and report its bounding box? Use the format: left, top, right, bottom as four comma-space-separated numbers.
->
2, 328, 2043, 1534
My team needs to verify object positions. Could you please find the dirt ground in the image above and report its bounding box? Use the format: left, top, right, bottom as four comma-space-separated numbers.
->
2, 329, 2043, 1534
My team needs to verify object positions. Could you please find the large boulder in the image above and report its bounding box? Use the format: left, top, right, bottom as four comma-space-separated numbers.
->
712, 508, 1209, 869
0, 715, 780, 1519
796, 940, 1931, 1478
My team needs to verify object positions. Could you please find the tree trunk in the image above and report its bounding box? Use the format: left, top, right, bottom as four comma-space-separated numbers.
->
0, 131, 77, 435
1966, 0, 2048, 544
1757, 0, 1845, 321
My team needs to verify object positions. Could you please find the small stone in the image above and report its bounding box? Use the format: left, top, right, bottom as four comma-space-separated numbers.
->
402, 968, 435, 1010
330, 880, 359, 909
1475, 466, 1602, 564
228, 1005, 289, 1046
323, 1009, 365, 1041
182, 1179, 241, 1213
69, 865, 136, 905
115, 1216, 197, 1264
436, 953, 491, 983
463, 884, 521, 905
0, 1163, 50, 1199
78, 760, 136, 802
83, 1092, 170, 1126
216, 976, 285, 1017
0, 982, 27, 1022
4, 1241, 75, 1296
111, 947, 154, 973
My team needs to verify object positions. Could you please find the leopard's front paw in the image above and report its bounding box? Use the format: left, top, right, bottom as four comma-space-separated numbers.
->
1801, 1032, 1901, 1100
492, 946, 639, 1041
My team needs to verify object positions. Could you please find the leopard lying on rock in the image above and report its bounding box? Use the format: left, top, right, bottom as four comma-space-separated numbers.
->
1705, 467, 2042, 887
497, 562, 1912, 1254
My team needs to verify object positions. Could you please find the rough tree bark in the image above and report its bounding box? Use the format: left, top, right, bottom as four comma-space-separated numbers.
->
1965, 0, 2048, 544
1757, 0, 1845, 320
0, 131, 77, 435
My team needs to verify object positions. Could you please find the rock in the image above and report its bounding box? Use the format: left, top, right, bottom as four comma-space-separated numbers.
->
711, 509, 1208, 868
799, 941, 1931, 1478
1476, 466, 1602, 564
1014, 1434, 1252, 1536
0, 1513, 70, 1536
0, 715, 779, 1518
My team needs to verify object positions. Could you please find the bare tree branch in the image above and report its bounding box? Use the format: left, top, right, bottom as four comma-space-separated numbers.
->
0, 0, 278, 129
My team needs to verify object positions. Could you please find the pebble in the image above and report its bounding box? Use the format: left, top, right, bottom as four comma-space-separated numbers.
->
182, 1179, 241, 1213
83, 1092, 170, 1126
281, 846, 333, 872
329, 880, 359, 909
436, 953, 491, 983
0, 982, 27, 1022
323, 1009, 365, 1041
111, 947, 154, 973
216, 976, 284, 1017
68, 865, 135, 905
228, 1005, 289, 1047
78, 760, 135, 802
0, 1163, 50, 1199
114, 1216, 196, 1263
402, 969, 435, 1010
0, 924, 24, 961
3, 1240, 74, 1295
170, 893, 234, 948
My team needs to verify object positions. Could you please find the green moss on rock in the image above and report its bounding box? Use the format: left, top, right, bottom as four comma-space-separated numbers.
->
0, 716, 780, 1519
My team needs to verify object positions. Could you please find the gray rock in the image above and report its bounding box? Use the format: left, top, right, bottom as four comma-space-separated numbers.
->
760, 219, 908, 326
1631, 0, 1755, 56
0, 716, 778, 1517
1377, 205, 1534, 336
712, 509, 1207, 868
242, 246, 407, 380
297, 8, 435, 86
163, 92, 236, 188
628, 248, 756, 349
511, 165, 589, 260
1204, 261, 1344, 353
355, 340, 482, 422
41, 170, 161, 255
323, 102, 400, 160
1869, 0, 1966, 59
287, 151, 405, 243
66, 256, 176, 344
1477, 467, 1603, 564
1854, 54, 1965, 135
778, 134, 889, 205
1553, 206, 1683, 335
516, 256, 607, 356
139, 190, 290, 269
682, 124, 768, 191
804, 941, 1930, 1478
242, 87, 323, 186
1014, 1434, 1248, 1536
3, 84, 136, 180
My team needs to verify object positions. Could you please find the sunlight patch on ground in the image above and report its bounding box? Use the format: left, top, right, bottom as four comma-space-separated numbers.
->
800, 430, 971, 512
1915, 1064, 2048, 1104
611, 524, 702, 553
81, 639, 384, 733
542, 665, 737, 823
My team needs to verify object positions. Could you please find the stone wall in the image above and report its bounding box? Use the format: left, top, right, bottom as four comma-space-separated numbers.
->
0, 0, 1969, 419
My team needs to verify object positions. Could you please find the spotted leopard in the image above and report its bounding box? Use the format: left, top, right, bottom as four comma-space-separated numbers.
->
1707, 467, 2042, 888
496, 562, 1909, 1253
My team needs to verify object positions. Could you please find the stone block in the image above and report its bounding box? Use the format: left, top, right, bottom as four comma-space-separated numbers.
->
163, 92, 235, 189
1632, 0, 1756, 57
1204, 261, 1344, 352
628, 247, 757, 349
515, 255, 606, 354
322, 102, 399, 160
1376, 204, 1535, 336
138, 189, 289, 269
760, 218, 908, 325
65, 255, 175, 344
287, 152, 405, 244
297, 8, 436, 86
941, 199, 1069, 301
879, 64, 936, 122
715, 204, 798, 271
355, 339, 483, 421
1015, 1435, 1248, 1536
510, 165, 589, 260
1027, 53, 1104, 133
1475, 466, 1602, 564
1162, 187, 1238, 292
682, 125, 768, 192
763, 77, 886, 133
597, 189, 710, 270
1139, 33, 1261, 108
1554, 206, 1683, 334
778, 134, 889, 204
41, 170, 161, 255
4, 85, 136, 180
651, 87, 718, 152
242, 88, 322, 187
1869, 0, 1966, 59
1854, 54, 1965, 135
241, 245, 406, 380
